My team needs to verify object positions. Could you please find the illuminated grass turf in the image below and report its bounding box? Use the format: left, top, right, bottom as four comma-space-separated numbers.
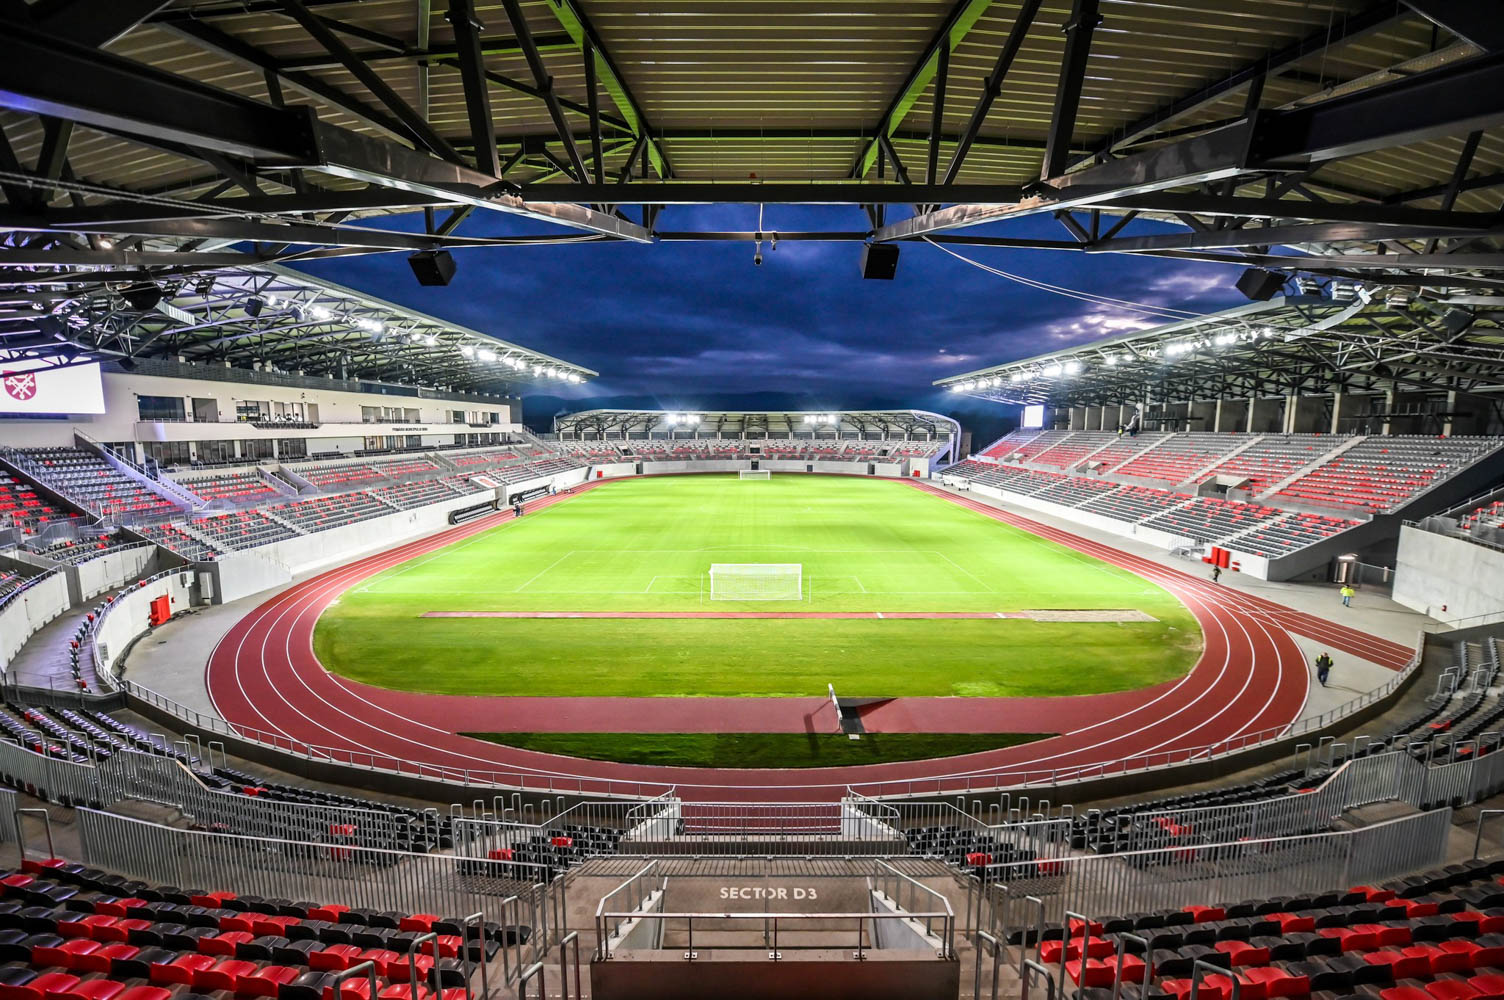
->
313, 475, 1199, 698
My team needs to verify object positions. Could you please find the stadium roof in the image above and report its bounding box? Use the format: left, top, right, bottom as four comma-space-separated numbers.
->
0, 262, 595, 389
935, 286, 1504, 410
1, 0, 1504, 312
553, 408, 959, 437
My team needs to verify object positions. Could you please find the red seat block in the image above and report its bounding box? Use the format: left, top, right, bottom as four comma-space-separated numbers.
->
322, 978, 372, 1000
1217, 940, 1270, 966
1403, 900, 1441, 918
1357, 923, 1412, 947
1353, 886, 1398, 903
1428, 983, 1481, 1000
251, 916, 300, 937
1469, 974, 1504, 1000
1184, 906, 1226, 923
1243, 966, 1309, 998
195, 958, 257, 992
237, 964, 300, 997
1365, 948, 1429, 980
92, 900, 145, 919
191, 892, 236, 908
1162, 977, 1229, 1000
309, 945, 363, 972
220, 914, 257, 933
78, 944, 135, 976
151, 953, 215, 986
358, 950, 400, 979
1064, 958, 1114, 988
30, 941, 75, 969
1431, 942, 1483, 973
115, 988, 167, 1000
24, 973, 81, 1000
307, 905, 348, 924
419, 937, 461, 960
1271, 913, 1315, 934
201, 932, 254, 956
1384, 989, 1435, 1000
55, 980, 125, 1000
0, 875, 35, 894
76, 917, 122, 943
398, 915, 436, 933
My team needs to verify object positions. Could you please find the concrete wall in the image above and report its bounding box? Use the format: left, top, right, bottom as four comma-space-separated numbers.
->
0, 571, 71, 675
1394, 526, 1504, 625
95, 570, 197, 682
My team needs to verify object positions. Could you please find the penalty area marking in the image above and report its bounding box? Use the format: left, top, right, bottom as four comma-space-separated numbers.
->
420, 609, 1159, 622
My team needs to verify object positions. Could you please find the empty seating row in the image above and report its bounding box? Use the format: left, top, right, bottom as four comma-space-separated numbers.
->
21, 537, 133, 566
1227, 513, 1360, 558
0, 474, 78, 536
291, 465, 386, 491
266, 494, 391, 533
1112, 434, 1250, 483
365, 481, 460, 511
129, 524, 222, 562
188, 512, 299, 551
1080, 485, 1189, 522
174, 472, 279, 506
1032, 431, 1119, 470
1277, 437, 1500, 513
18, 450, 177, 519
1201, 435, 1338, 494
1141, 498, 1285, 544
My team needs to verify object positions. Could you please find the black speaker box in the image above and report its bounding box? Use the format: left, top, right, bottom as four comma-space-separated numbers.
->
408, 250, 457, 286
1235, 267, 1285, 301
860, 243, 900, 280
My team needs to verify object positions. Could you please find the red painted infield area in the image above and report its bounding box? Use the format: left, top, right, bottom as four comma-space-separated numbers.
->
205, 475, 1417, 801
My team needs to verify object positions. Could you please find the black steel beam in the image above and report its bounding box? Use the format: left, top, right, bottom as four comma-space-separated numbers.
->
275, 0, 461, 162
943, 0, 1043, 184
1041, 0, 1101, 179
30, 0, 172, 48
273, 33, 575, 72
1080, 3, 1400, 163
161, 18, 412, 144
878, 51, 1504, 241
1403, 0, 1504, 53
1099, 193, 1503, 229
445, 0, 498, 175
1087, 220, 1504, 253
0, 215, 538, 250
498, 0, 587, 183
583, 36, 604, 186
926, 40, 949, 187
503, 183, 1031, 204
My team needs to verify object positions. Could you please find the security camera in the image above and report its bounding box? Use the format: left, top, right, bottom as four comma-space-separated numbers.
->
754, 252, 763, 267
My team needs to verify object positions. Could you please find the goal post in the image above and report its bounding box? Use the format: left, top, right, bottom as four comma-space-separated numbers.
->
708, 563, 803, 601
739, 470, 771, 480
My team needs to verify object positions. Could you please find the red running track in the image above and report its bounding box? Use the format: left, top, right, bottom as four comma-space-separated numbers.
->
204, 478, 1416, 802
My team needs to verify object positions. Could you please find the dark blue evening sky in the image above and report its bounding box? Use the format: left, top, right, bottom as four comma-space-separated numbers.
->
291, 205, 1249, 439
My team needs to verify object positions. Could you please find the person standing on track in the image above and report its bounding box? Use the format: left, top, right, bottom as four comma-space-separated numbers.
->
1340, 584, 1355, 607
1315, 652, 1334, 687
1211, 566, 1222, 583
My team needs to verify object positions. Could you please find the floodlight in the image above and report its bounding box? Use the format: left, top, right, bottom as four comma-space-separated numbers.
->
1063, 360, 1082, 375
477, 349, 497, 362
1043, 364, 1063, 377
310, 305, 333, 321
1103, 355, 1118, 366
459, 345, 475, 359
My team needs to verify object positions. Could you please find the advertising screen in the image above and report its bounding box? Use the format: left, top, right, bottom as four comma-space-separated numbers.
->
0, 357, 107, 414
1021, 404, 1045, 429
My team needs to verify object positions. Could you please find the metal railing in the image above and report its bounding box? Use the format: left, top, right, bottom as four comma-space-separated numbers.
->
979, 808, 1451, 927
74, 806, 559, 926
593, 860, 666, 958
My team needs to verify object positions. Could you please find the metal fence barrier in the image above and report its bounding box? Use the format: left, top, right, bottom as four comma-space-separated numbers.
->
980, 808, 1452, 928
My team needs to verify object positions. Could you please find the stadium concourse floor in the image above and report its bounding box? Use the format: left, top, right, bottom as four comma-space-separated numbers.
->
126, 475, 1432, 802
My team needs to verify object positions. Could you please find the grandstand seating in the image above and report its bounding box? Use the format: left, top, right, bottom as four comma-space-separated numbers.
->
1226, 513, 1361, 558
267, 493, 391, 533
174, 471, 279, 506
1007, 430, 1071, 462
367, 480, 460, 511
368, 459, 439, 479
980, 429, 1044, 459
1113, 434, 1249, 483
1277, 437, 1501, 514
18, 450, 177, 520
1080, 484, 1190, 523
1140, 497, 1286, 544
1032, 431, 1118, 469
1458, 500, 1504, 533
1083, 432, 1170, 473
293, 464, 387, 491
0, 473, 77, 536
188, 511, 299, 551
1032, 476, 1125, 507
130, 523, 222, 562
0, 863, 513, 1000
1200, 435, 1337, 494
22, 537, 135, 566
0, 570, 28, 601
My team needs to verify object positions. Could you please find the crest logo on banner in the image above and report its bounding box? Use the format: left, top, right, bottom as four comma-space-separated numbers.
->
2, 371, 37, 402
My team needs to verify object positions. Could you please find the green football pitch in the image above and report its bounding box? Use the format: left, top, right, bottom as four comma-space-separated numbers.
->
313, 475, 1199, 700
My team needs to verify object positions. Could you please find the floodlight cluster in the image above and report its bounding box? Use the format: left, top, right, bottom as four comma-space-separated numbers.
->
802, 413, 840, 425
664, 413, 700, 426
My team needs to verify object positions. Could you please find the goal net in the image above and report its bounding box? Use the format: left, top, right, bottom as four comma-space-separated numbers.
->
708, 563, 803, 601
739, 470, 771, 480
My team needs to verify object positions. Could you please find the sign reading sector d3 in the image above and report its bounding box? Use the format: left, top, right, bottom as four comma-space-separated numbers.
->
0, 359, 106, 414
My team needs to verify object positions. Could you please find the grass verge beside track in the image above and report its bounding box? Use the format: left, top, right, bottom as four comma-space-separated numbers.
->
461, 731, 1053, 768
